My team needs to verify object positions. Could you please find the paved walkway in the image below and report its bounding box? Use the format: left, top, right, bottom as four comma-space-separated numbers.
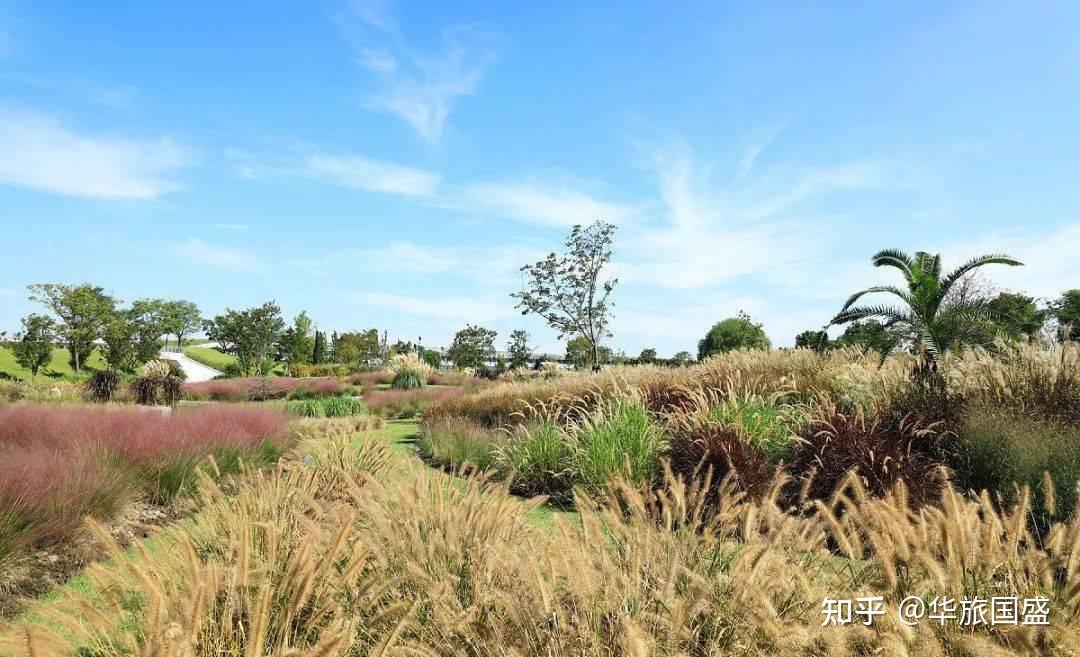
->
158, 350, 223, 382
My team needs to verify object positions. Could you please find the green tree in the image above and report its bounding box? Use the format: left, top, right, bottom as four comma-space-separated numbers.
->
987, 292, 1046, 341
1050, 289, 1080, 341
794, 329, 830, 351
158, 300, 201, 349
422, 348, 442, 369
333, 330, 381, 368
671, 351, 692, 366
27, 283, 116, 373
832, 249, 1022, 375
833, 320, 902, 358
102, 314, 141, 373
638, 347, 657, 364
507, 329, 532, 369
129, 299, 166, 364
512, 221, 618, 370
312, 330, 329, 365
278, 311, 315, 371
566, 335, 612, 369
447, 325, 497, 369
698, 312, 770, 360
205, 302, 284, 375
12, 314, 55, 377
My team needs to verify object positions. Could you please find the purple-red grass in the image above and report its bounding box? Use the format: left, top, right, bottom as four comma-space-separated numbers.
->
182, 377, 343, 401
0, 404, 289, 555
363, 387, 465, 418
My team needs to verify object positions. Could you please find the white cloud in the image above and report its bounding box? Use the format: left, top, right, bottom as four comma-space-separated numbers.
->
348, 0, 396, 32
462, 180, 640, 227
0, 108, 188, 199
356, 47, 397, 73
304, 153, 440, 196
174, 238, 263, 271
344, 0, 497, 144
620, 137, 870, 290
291, 240, 538, 285
940, 222, 1080, 300
352, 291, 511, 323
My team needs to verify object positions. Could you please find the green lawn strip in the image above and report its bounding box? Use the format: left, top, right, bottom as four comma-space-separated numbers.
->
376, 419, 577, 530
0, 346, 106, 380
182, 346, 286, 375
182, 346, 236, 371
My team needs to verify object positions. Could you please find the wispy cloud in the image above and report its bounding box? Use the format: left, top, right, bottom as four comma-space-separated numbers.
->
174, 238, 263, 271
352, 291, 511, 323
460, 179, 640, 228
0, 107, 189, 199
291, 240, 538, 285
230, 146, 439, 197
343, 2, 497, 143
620, 135, 884, 290
304, 153, 440, 196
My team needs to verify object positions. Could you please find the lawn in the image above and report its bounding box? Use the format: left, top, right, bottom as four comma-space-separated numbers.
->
0, 346, 106, 380
183, 346, 287, 375
182, 346, 236, 371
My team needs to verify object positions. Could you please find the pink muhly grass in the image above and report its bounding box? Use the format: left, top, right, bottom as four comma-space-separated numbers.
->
182, 377, 343, 401
0, 403, 289, 552
0, 403, 289, 461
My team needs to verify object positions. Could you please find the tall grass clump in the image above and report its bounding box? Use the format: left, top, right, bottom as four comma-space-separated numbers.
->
417, 416, 501, 472
954, 410, 1080, 529
5, 440, 1079, 656
283, 395, 367, 418
567, 395, 665, 495
391, 369, 426, 390
499, 420, 573, 498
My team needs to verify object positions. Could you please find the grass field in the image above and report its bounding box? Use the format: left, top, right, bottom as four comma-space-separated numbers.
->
0, 346, 106, 380
182, 346, 236, 371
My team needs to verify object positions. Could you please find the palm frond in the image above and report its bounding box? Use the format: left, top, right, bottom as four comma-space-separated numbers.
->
839, 286, 913, 312
870, 248, 914, 275
831, 304, 912, 326
941, 253, 1023, 294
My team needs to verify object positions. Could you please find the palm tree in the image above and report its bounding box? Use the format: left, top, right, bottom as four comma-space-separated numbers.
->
831, 249, 1022, 376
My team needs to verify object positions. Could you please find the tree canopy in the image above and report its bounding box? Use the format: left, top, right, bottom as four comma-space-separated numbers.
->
448, 325, 497, 369
512, 221, 617, 369
27, 282, 116, 372
832, 249, 1022, 373
11, 314, 55, 377
698, 312, 770, 360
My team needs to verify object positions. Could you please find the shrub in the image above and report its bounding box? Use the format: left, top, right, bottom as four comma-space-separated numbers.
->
788, 403, 946, 507
87, 370, 121, 403
131, 375, 161, 405
567, 396, 665, 495
183, 377, 343, 402
391, 369, 426, 390
418, 416, 500, 472
668, 423, 781, 503
952, 410, 1080, 529
291, 363, 348, 379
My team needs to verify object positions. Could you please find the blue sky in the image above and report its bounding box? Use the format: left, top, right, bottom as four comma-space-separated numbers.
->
1, 1, 1078, 355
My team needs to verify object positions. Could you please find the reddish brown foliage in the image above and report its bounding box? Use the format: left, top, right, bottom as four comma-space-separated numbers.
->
182, 377, 342, 401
